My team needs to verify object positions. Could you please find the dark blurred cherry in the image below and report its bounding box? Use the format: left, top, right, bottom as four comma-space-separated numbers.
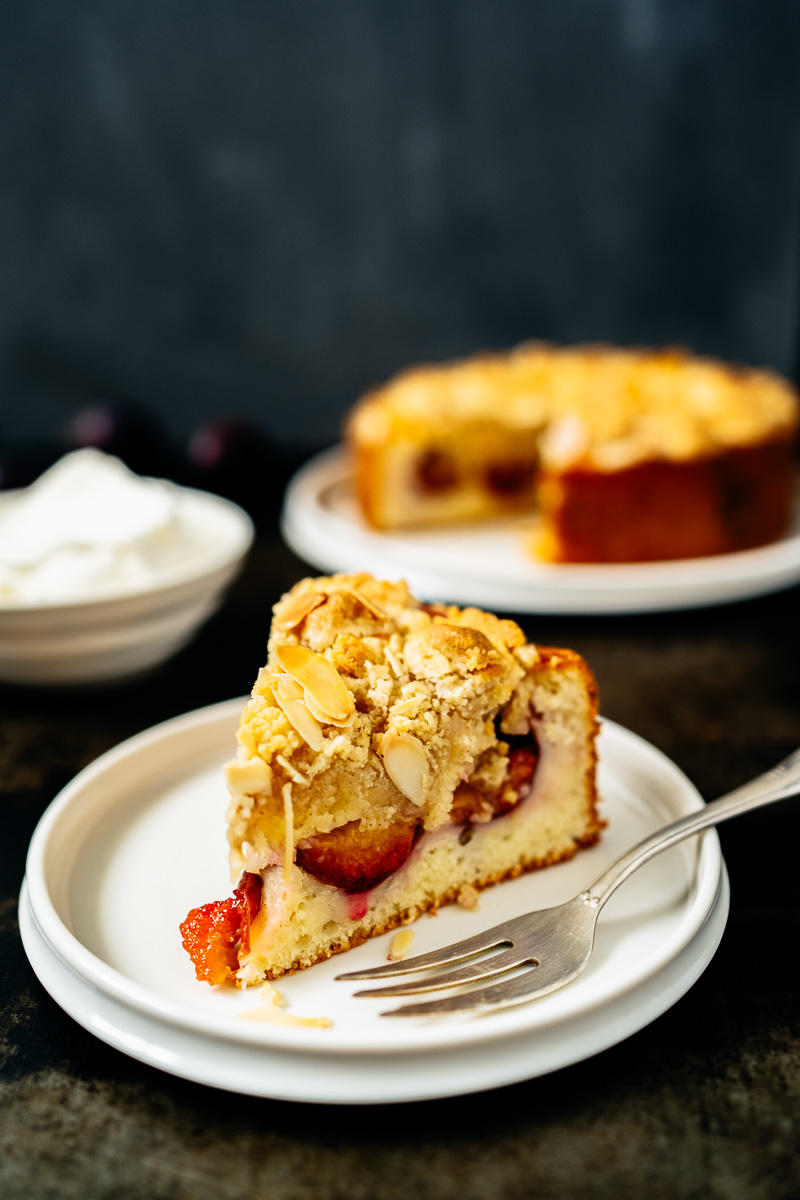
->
66, 402, 169, 476
186, 418, 281, 523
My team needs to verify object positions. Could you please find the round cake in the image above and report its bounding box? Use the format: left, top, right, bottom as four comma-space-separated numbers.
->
347, 343, 799, 562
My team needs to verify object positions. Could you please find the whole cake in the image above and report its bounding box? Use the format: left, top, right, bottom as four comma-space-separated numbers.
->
347, 343, 799, 562
180, 573, 601, 985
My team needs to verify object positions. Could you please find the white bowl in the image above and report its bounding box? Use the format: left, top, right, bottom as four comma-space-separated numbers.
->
0, 486, 254, 685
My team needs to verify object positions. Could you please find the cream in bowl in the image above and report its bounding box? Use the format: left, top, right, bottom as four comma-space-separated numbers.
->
0, 449, 254, 684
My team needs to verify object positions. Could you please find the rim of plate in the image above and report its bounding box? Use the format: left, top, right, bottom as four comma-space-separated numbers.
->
18, 870, 730, 1104
23, 697, 722, 1057
0, 486, 254, 614
282, 445, 800, 600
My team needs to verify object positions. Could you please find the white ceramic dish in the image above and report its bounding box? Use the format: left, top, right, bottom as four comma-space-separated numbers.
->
0, 487, 253, 685
282, 447, 800, 613
21, 698, 728, 1102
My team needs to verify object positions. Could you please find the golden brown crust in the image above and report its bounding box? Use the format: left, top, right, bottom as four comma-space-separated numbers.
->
348, 343, 799, 457
229, 573, 536, 851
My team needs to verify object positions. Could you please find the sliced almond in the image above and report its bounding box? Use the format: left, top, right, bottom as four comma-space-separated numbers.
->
275, 755, 309, 785
238, 1008, 332, 1028
273, 590, 326, 631
282, 780, 294, 880
274, 673, 304, 702
384, 645, 404, 677
274, 644, 355, 723
303, 689, 356, 728
225, 756, 273, 796
273, 693, 324, 751
381, 729, 428, 805
387, 929, 415, 962
339, 586, 386, 620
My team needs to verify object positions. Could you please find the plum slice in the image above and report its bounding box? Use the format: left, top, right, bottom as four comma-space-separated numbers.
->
415, 449, 458, 492
451, 731, 540, 825
297, 818, 421, 893
180, 871, 262, 986
485, 459, 536, 497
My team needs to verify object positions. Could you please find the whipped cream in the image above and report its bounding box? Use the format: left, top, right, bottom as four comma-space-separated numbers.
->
0, 449, 201, 604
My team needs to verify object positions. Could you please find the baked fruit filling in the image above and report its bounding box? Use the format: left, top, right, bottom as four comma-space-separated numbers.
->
180, 871, 262, 986
181, 573, 601, 986
296, 818, 423, 893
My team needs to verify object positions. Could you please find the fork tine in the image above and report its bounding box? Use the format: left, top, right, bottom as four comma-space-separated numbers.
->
352, 947, 533, 999
380, 956, 582, 1018
335, 918, 520, 982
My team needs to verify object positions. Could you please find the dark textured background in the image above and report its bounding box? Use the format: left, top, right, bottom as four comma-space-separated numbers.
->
1, 0, 799, 454
2, 9, 800, 1190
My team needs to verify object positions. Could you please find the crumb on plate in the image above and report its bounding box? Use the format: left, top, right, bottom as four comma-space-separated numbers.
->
238, 982, 332, 1028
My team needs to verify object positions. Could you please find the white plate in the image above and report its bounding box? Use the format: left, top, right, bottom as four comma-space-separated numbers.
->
21, 698, 729, 1103
281, 447, 800, 613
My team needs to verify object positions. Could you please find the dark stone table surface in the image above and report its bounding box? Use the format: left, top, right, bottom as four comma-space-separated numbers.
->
2, 535, 799, 1200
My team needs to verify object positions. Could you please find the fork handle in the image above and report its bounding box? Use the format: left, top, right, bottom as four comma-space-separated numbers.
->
582, 747, 800, 910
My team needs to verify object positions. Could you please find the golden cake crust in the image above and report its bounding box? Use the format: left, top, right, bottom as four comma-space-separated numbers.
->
349, 343, 798, 461
227, 573, 538, 857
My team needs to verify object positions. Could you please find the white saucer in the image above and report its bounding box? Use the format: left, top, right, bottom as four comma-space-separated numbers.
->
281, 447, 800, 613
21, 698, 729, 1103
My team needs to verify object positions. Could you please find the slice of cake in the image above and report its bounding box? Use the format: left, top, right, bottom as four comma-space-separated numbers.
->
181, 573, 601, 986
347, 343, 799, 562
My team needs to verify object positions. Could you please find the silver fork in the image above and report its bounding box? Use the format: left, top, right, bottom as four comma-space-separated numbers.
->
336, 747, 800, 1017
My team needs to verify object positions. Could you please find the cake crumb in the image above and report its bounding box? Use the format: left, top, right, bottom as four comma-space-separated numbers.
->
457, 884, 480, 911
238, 982, 332, 1028
259, 982, 286, 1007
387, 929, 415, 961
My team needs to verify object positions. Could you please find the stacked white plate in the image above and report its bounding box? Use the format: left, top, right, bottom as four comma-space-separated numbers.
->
21, 698, 728, 1103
